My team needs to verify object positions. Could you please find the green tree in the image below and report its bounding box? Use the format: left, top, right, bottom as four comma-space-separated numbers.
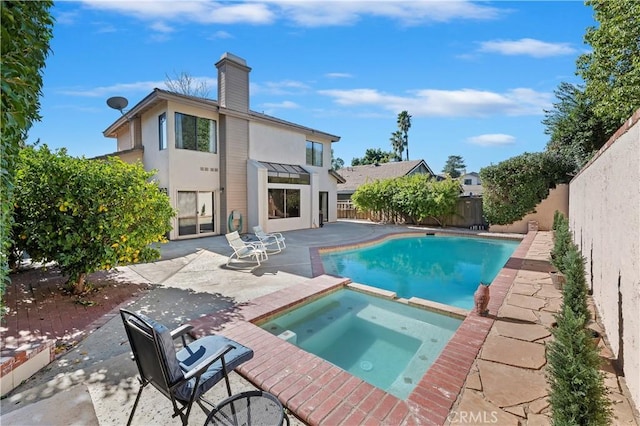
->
331, 149, 344, 170
397, 110, 412, 161
576, 0, 640, 131
442, 155, 466, 178
543, 82, 609, 172
13, 146, 175, 294
389, 130, 404, 162
1, 0, 54, 303
351, 148, 394, 166
480, 152, 574, 225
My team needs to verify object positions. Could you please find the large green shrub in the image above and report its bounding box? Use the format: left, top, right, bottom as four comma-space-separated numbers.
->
480, 151, 574, 225
547, 305, 611, 425
13, 145, 175, 293
352, 175, 460, 226
0, 0, 54, 304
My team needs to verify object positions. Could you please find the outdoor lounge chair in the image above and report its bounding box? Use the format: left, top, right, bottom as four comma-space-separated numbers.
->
253, 225, 286, 254
225, 231, 268, 266
120, 309, 254, 426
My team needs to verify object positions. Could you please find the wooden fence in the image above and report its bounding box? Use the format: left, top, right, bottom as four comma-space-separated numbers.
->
337, 196, 486, 229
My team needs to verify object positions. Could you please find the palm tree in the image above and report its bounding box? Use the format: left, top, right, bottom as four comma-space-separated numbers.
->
390, 130, 404, 161
397, 111, 412, 161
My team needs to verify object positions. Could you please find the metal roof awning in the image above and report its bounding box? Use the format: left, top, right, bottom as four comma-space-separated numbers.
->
260, 161, 310, 180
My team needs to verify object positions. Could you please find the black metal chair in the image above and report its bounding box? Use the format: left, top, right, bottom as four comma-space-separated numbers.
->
120, 309, 254, 426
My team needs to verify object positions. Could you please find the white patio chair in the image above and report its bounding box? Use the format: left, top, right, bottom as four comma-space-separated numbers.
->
253, 225, 286, 254
225, 231, 268, 267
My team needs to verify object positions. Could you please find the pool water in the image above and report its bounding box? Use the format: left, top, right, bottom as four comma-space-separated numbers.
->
321, 235, 519, 309
260, 289, 462, 400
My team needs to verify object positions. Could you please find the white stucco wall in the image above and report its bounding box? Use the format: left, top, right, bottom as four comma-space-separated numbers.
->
151, 101, 222, 239
248, 121, 339, 230
569, 109, 640, 410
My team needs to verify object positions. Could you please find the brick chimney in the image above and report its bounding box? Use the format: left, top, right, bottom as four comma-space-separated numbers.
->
215, 52, 251, 112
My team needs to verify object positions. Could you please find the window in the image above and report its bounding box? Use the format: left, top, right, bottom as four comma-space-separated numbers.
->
464, 179, 472, 185
268, 189, 300, 219
159, 113, 167, 150
306, 141, 323, 167
175, 112, 217, 153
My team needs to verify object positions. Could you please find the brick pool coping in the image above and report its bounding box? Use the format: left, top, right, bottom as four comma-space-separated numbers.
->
191, 229, 537, 425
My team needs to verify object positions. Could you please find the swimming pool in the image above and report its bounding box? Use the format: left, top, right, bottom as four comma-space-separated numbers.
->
260, 288, 462, 400
321, 235, 519, 309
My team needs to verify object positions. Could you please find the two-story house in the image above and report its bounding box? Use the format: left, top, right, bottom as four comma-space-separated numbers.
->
460, 172, 483, 196
102, 52, 343, 240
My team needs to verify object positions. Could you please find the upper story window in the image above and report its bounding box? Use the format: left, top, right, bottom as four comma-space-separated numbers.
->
175, 112, 217, 153
464, 179, 472, 185
159, 113, 167, 150
306, 141, 323, 167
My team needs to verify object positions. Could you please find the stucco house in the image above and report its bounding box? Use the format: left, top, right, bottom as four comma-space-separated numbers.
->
337, 159, 435, 204
102, 52, 343, 240
460, 172, 483, 196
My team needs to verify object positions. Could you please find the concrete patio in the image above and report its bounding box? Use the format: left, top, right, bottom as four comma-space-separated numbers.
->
1, 221, 638, 425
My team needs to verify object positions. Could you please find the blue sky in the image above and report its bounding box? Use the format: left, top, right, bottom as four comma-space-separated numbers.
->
28, 1, 595, 173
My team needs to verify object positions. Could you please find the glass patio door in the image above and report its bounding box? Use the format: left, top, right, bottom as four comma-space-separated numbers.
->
177, 191, 215, 236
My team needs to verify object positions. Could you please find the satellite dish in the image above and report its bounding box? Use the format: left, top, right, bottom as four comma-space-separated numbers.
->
106, 96, 129, 114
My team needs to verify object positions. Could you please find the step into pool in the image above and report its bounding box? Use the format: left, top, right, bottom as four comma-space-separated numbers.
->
259, 288, 462, 400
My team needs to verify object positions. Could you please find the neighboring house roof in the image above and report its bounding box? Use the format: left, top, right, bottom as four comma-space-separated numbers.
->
337, 160, 434, 193
103, 88, 340, 142
462, 172, 480, 177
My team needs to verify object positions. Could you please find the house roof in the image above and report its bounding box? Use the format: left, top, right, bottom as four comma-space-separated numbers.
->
337, 160, 434, 193
103, 88, 340, 142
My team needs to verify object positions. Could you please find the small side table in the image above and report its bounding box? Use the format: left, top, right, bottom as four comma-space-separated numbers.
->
204, 390, 290, 426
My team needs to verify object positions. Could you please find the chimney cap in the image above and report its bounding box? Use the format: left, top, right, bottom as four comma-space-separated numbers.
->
218, 52, 247, 66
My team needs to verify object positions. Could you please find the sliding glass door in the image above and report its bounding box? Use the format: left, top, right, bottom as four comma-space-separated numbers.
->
177, 191, 215, 236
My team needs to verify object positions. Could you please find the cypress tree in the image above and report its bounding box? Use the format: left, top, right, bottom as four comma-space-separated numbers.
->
547, 306, 611, 425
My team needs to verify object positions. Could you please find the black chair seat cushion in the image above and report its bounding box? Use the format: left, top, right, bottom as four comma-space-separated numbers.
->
174, 335, 254, 402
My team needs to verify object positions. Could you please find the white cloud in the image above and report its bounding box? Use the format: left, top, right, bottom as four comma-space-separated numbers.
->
252, 80, 311, 96
57, 76, 217, 97
58, 81, 164, 97
149, 21, 175, 33
79, 1, 275, 24
272, 0, 501, 27
78, 0, 500, 29
209, 30, 233, 39
318, 87, 552, 117
261, 100, 300, 109
325, 72, 353, 79
467, 134, 516, 147
479, 38, 576, 58
55, 10, 79, 25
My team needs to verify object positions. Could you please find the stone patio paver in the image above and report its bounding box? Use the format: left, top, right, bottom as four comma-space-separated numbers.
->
476, 359, 548, 407
527, 413, 552, 425
448, 390, 519, 425
493, 320, 551, 342
481, 335, 546, 369
506, 294, 546, 311
510, 283, 538, 296
497, 304, 539, 323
